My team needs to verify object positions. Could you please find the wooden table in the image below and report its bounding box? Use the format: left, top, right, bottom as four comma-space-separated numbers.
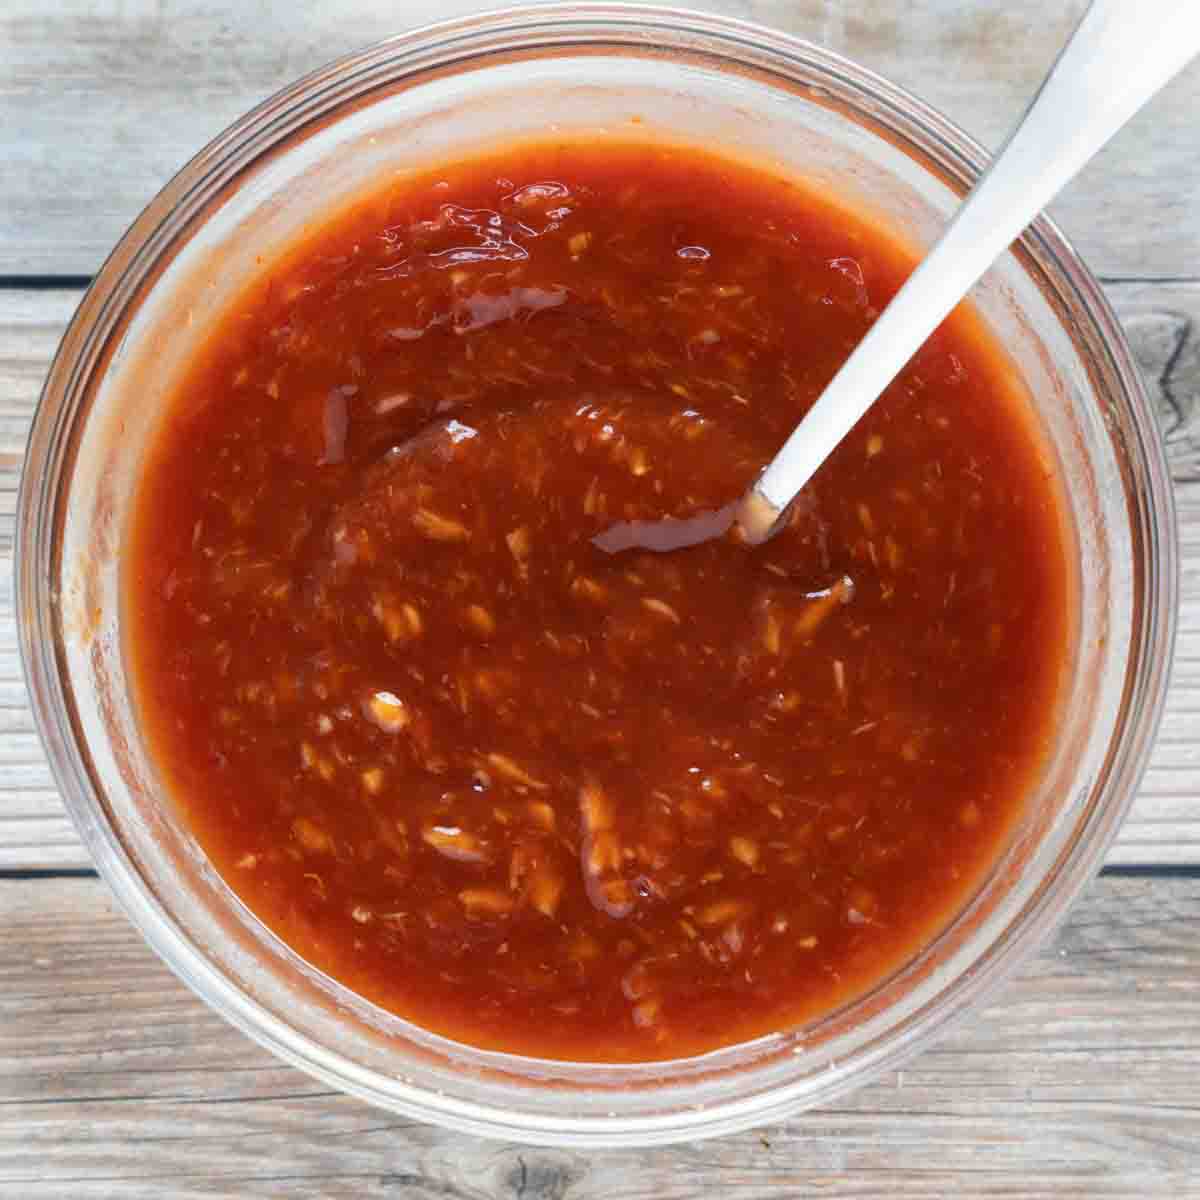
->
3, 3, 1198, 1195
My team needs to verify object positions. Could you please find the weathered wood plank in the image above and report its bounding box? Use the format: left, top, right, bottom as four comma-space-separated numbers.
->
3, 0, 1200, 277
1, 283, 1197, 869
0, 290, 83, 869
1105, 283, 1200, 871
1, 873, 1196, 1196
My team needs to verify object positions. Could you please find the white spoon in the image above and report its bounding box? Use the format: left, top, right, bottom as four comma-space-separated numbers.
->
738, 0, 1200, 543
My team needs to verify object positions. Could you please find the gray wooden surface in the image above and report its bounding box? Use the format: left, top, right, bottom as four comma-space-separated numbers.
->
4, 0, 1200, 278
2, 1, 1198, 1195
4, 874, 1197, 1198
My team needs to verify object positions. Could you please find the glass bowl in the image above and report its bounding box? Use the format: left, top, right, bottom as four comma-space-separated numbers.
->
16, 4, 1176, 1146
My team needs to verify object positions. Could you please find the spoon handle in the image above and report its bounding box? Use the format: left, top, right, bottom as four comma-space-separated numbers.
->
745, 0, 1200, 535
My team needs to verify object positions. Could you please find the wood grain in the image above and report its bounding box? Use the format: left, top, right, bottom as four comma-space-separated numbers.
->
5, 4, 1198, 1192
3, 0, 1200, 277
0, 290, 78, 869
1, 283, 1197, 870
1, 872, 1196, 1196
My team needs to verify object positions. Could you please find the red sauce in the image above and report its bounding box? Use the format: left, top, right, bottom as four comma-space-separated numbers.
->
127, 140, 1070, 1061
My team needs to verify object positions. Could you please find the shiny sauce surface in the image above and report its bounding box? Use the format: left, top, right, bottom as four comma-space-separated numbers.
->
128, 141, 1069, 1060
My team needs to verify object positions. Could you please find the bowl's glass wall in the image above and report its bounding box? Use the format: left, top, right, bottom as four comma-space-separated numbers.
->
18, 6, 1175, 1146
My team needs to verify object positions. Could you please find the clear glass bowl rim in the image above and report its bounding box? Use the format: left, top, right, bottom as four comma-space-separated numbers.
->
16, 2, 1178, 1146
